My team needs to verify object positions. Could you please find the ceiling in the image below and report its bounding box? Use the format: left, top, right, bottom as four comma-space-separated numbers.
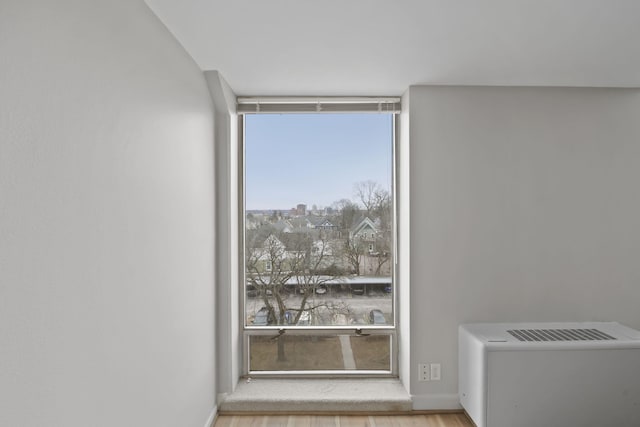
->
145, 0, 640, 96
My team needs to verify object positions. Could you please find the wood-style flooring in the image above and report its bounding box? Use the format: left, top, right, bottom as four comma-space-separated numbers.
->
215, 413, 474, 427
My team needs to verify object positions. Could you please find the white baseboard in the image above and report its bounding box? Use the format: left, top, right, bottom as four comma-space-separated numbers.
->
411, 394, 461, 410
204, 405, 218, 427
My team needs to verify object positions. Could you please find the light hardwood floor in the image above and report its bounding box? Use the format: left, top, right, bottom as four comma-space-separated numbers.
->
214, 414, 474, 427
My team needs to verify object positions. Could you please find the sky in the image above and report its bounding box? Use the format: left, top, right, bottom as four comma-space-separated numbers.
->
245, 113, 393, 211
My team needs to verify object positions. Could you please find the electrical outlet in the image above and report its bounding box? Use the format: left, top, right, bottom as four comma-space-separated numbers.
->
418, 363, 430, 381
430, 363, 441, 381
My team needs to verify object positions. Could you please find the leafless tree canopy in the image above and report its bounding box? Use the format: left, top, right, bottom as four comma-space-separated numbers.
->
246, 230, 349, 327
354, 180, 389, 217
245, 180, 393, 337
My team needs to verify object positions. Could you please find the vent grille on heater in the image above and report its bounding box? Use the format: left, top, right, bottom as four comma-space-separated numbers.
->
507, 328, 617, 342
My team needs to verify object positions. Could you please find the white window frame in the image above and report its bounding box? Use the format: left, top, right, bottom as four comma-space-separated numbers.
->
239, 98, 400, 377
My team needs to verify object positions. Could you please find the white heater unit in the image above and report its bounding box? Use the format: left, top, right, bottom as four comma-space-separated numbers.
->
459, 322, 640, 427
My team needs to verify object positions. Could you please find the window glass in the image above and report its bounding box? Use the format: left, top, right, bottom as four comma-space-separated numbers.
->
249, 334, 391, 372
243, 112, 395, 374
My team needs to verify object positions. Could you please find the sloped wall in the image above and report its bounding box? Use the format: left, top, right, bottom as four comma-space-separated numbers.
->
0, 1, 216, 425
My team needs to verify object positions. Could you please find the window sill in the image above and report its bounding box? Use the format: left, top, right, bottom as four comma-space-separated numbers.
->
219, 378, 412, 413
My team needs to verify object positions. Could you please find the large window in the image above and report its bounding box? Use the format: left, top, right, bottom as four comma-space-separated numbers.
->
241, 98, 398, 375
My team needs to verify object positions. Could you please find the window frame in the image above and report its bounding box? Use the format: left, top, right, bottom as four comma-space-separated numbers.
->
239, 106, 399, 377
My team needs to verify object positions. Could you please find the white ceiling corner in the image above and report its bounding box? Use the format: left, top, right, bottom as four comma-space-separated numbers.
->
145, 0, 640, 96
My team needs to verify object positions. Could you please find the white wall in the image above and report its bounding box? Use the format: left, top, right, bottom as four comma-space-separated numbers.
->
0, 1, 216, 426
408, 86, 640, 409
204, 71, 241, 399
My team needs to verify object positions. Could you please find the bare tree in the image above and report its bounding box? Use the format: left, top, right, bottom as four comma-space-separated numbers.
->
373, 234, 391, 276
332, 198, 360, 230
373, 192, 392, 235
344, 237, 364, 276
245, 230, 350, 361
354, 180, 388, 216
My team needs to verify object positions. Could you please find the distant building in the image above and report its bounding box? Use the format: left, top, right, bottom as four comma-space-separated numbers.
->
296, 203, 306, 216
349, 216, 378, 241
349, 216, 379, 254
273, 219, 293, 233
312, 217, 338, 231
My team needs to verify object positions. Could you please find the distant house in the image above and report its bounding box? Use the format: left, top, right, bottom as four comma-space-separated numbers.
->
272, 219, 293, 233
246, 233, 290, 273
263, 234, 286, 252
349, 216, 378, 241
312, 217, 338, 231
349, 217, 379, 254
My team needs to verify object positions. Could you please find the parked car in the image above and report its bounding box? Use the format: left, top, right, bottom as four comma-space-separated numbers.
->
284, 310, 295, 325
253, 307, 269, 325
315, 284, 327, 295
284, 309, 311, 325
351, 284, 365, 295
368, 309, 386, 325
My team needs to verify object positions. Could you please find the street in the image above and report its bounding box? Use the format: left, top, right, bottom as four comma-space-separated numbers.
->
246, 291, 393, 326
